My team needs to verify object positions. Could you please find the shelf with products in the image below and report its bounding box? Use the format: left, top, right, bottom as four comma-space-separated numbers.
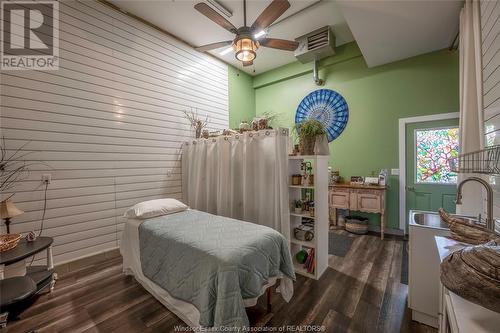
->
290, 212, 315, 219
293, 258, 316, 279
291, 242, 316, 277
289, 185, 315, 189
288, 155, 328, 280
290, 238, 315, 248
288, 155, 324, 160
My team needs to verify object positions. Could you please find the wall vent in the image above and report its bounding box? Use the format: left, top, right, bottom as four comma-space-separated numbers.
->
294, 26, 335, 64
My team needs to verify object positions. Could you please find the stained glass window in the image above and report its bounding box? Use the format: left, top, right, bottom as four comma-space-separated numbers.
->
415, 127, 459, 184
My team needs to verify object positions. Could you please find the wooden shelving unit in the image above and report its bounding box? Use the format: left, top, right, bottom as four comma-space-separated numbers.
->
288, 155, 329, 280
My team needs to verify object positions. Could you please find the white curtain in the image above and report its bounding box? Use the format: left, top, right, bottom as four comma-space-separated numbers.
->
182, 129, 290, 240
456, 0, 485, 216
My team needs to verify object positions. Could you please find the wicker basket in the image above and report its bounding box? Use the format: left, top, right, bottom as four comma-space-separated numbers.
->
0, 233, 22, 252
345, 216, 369, 235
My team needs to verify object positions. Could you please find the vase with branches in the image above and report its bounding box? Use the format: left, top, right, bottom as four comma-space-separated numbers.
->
0, 138, 47, 233
0, 137, 34, 196
183, 108, 208, 139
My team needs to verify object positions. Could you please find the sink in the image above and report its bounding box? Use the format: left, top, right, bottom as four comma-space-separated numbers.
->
409, 210, 479, 230
410, 211, 449, 230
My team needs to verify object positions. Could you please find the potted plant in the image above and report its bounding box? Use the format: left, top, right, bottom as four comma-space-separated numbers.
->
294, 119, 326, 155
294, 200, 303, 214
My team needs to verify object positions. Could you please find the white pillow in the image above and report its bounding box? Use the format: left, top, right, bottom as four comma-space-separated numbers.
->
124, 198, 188, 219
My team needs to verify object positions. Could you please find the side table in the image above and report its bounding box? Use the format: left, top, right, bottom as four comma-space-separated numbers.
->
0, 236, 56, 326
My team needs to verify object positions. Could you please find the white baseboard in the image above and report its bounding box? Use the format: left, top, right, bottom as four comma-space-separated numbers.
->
412, 309, 438, 328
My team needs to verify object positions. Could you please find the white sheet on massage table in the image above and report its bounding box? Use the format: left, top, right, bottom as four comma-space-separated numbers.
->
120, 217, 293, 328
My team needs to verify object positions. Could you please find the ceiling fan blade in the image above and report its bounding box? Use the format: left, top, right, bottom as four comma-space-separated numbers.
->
242, 60, 253, 67
194, 3, 238, 34
195, 41, 233, 52
251, 0, 290, 31
260, 38, 298, 51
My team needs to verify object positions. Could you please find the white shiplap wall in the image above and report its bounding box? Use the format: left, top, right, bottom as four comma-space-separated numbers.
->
480, 0, 500, 224
0, 0, 228, 265
482, 0, 500, 144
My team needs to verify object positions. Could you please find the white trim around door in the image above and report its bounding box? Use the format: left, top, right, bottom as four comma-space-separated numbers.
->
398, 112, 460, 233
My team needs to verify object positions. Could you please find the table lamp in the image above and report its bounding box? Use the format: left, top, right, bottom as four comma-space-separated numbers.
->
0, 199, 24, 234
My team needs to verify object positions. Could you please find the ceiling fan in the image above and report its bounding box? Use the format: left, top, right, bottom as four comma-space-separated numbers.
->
194, 0, 299, 66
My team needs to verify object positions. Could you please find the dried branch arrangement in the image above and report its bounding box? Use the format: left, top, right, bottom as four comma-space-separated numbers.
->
183, 108, 208, 139
0, 137, 34, 196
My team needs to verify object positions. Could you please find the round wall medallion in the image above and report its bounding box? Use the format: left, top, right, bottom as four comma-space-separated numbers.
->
295, 89, 349, 142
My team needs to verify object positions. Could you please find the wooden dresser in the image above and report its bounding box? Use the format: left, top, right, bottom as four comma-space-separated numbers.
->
329, 183, 387, 239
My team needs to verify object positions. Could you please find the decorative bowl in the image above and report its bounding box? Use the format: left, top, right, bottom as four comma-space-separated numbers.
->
0, 233, 22, 252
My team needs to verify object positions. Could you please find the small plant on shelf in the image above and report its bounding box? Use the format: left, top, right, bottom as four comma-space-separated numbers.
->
294, 119, 326, 155
293, 200, 303, 214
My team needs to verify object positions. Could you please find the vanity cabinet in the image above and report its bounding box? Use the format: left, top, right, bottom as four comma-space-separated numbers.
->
329, 184, 387, 239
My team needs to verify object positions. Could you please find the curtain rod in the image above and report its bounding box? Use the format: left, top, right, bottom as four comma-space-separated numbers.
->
183, 128, 290, 145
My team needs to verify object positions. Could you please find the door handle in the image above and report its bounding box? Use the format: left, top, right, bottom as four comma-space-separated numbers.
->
406, 186, 415, 191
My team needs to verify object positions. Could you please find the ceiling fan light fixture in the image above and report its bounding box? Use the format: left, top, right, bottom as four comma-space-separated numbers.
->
194, 0, 297, 66
234, 37, 259, 62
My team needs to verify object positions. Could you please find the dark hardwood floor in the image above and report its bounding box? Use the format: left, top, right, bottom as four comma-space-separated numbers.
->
3, 231, 436, 333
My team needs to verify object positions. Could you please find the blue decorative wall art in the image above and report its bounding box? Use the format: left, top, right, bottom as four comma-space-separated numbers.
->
295, 89, 349, 142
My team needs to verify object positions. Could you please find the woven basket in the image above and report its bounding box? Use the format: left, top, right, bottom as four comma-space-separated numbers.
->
440, 240, 500, 313
345, 216, 369, 235
0, 233, 22, 252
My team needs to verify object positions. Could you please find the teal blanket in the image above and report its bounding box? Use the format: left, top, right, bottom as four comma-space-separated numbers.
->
139, 209, 295, 329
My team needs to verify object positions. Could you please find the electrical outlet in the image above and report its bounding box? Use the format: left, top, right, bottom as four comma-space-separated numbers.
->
391, 168, 399, 175
42, 174, 51, 184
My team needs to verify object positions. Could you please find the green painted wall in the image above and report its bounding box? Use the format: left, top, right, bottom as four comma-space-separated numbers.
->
228, 65, 255, 129
252, 42, 459, 230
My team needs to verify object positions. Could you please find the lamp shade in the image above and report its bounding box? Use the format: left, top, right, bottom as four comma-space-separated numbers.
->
0, 200, 24, 219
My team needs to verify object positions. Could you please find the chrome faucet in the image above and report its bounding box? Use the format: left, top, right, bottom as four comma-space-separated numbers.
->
456, 177, 495, 231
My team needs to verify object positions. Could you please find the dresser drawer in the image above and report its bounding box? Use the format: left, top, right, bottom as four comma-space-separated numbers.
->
356, 193, 381, 213
330, 191, 350, 209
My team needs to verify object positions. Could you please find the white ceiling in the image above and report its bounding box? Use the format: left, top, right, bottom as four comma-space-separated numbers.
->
109, 0, 355, 74
337, 0, 463, 68
109, 0, 463, 74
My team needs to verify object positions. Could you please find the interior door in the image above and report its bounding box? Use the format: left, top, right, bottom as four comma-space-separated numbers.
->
405, 119, 459, 229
